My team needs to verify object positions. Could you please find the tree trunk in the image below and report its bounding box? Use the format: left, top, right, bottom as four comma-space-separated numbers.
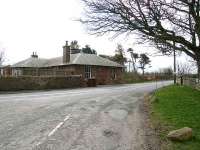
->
197, 60, 200, 83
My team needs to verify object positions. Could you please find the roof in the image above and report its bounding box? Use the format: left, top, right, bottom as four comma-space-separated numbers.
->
0, 65, 10, 68
12, 58, 48, 68
12, 53, 123, 68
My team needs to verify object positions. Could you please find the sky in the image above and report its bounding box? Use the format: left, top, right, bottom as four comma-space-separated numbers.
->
0, 0, 189, 72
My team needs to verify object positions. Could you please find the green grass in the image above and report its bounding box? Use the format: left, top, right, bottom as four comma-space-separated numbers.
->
152, 85, 200, 150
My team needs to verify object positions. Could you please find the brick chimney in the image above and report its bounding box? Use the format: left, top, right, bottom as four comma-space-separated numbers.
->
63, 41, 70, 63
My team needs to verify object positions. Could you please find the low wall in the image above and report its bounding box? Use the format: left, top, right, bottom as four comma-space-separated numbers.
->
0, 76, 85, 91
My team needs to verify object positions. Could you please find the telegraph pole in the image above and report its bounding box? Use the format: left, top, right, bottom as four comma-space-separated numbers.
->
173, 32, 176, 84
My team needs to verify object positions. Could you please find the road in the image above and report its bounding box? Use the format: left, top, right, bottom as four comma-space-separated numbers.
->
0, 81, 172, 150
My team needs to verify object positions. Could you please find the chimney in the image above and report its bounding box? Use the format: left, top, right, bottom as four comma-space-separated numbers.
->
63, 41, 70, 63
31, 52, 38, 58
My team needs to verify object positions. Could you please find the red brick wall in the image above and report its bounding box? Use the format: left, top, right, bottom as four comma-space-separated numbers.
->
55, 65, 123, 85
94, 66, 123, 85
10, 65, 123, 85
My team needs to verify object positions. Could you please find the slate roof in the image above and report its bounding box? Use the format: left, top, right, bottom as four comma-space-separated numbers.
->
12, 58, 48, 68
12, 53, 123, 68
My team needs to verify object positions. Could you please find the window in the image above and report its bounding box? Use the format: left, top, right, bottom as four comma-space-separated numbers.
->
111, 68, 117, 80
85, 65, 92, 79
12, 69, 22, 76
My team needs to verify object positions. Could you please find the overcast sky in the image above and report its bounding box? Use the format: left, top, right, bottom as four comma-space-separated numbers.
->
0, 0, 188, 71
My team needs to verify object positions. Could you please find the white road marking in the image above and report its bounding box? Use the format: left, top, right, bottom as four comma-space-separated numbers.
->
64, 115, 70, 122
36, 115, 71, 147
48, 122, 64, 137
48, 115, 70, 137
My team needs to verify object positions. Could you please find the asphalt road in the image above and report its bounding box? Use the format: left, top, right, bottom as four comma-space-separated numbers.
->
0, 81, 172, 150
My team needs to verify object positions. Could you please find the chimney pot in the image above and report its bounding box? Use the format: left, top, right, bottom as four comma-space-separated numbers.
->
31, 51, 38, 58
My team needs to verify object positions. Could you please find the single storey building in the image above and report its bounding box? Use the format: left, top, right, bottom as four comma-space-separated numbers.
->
7, 41, 124, 85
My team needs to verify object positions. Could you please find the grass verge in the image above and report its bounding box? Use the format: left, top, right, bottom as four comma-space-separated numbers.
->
150, 85, 200, 150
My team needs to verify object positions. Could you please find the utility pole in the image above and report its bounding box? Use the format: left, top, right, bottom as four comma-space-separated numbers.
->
173, 32, 176, 84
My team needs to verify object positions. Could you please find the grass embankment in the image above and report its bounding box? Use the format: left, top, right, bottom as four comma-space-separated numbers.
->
151, 85, 200, 150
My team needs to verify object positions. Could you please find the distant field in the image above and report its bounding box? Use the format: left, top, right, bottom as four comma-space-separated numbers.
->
151, 85, 200, 150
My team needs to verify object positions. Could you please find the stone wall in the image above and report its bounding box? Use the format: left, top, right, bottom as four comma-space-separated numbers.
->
0, 76, 85, 91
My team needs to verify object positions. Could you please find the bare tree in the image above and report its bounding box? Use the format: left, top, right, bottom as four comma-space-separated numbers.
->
138, 53, 151, 75
177, 61, 194, 76
127, 48, 138, 72
81, 0, 200, 78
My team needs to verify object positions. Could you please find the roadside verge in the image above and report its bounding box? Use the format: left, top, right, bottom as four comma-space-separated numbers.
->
146, 85, 200, 150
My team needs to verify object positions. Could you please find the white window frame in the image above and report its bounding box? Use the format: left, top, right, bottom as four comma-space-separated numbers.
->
85, 65, 92, 79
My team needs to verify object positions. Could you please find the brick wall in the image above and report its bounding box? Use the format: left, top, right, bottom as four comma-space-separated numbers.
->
0, 76, 85, 91
63, 65, 123, 85
95, 66, 123, 84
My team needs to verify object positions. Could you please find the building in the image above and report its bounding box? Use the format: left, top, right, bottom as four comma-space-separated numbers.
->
0, 65, 3, 76
0, 65, 12, 77
8, 41, 124, 85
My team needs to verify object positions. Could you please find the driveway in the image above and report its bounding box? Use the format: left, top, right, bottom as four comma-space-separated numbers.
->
0, 81, 172, 150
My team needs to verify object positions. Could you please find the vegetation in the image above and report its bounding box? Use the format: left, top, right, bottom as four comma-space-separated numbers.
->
127, 48, 139, 73
151, 85, 200, 150
177, 61, 195, 76
122, 72, 145, 84
82, 45, 97, 54
121, 72, 158, 84
112, 44, 127, 65
138, 53, 151, 75
99, 44, 127, 65
70, 40, 97, 54
81, 0, 200, 78
158, 67, 173, 77
70, 40, 80, 49
126, 49, 152, 74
